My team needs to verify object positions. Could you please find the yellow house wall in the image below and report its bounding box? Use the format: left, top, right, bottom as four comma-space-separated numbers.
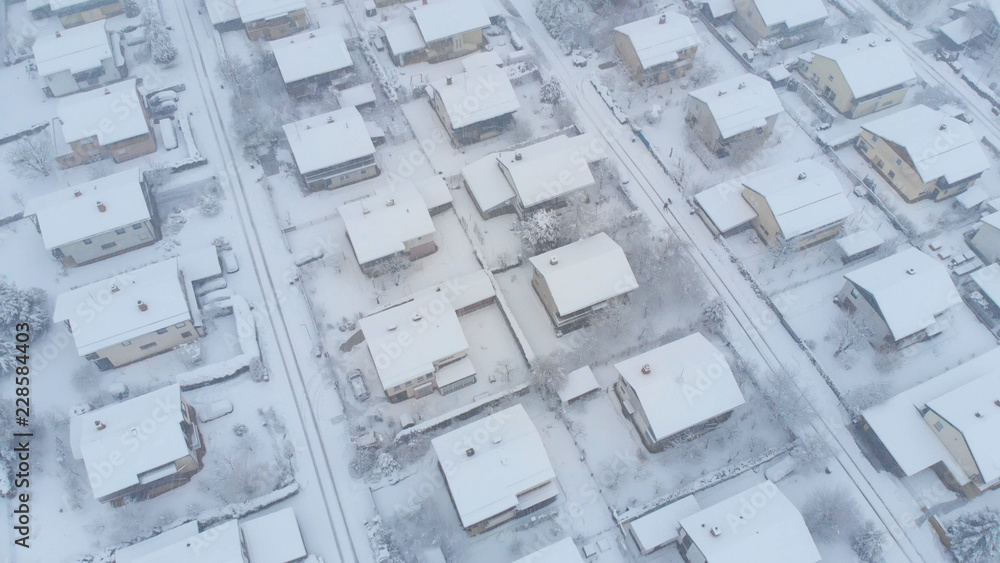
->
924, 409, 981, 483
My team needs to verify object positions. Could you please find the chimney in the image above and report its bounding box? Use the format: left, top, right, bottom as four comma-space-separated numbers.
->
110, 283, 119, 293
74, 190, 83, 197
97, 201, 107, 212
710, 526, 722, 537
387, 324, 397, 331
906, 268, 916, 275
309, 33, 315, 38
327, 115, 335, 123
56, 31, 62, 38
423, 0, 428, 4
137, 300, 148, 312
493, 436, 502, 444
994, 400, 1000, 407
549, 256, 558, 265
797, 172, 807, 180
446, 75, 453, 86
975, 412, 983, 418
466, 447, 475, 456
94, 420, 106, 430
841, 36, 849, 44
412, 313, 422, 322
659, 14, 666, 24
515, 152, 523, 161
386, 198, 395, 206
104, 88, 111, 95
641, 364, 651, 375
939, 123, 947, 130
868, 41, 877, 47
718, 90, 727, 96
738, 82, 746, 89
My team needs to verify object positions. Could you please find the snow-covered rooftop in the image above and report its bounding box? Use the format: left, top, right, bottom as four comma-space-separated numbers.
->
679, 483, 820, 563
956, 185, 989, 209
380, 16, 426, 55
432, 404, 557, 528
339, 184, 436, 265
414, 174, 452, 210
529, 233, 638, 317
699, 0, 735, 18
809, 34, 915, 99
32, 21, 111, 77
751, 0, 827, 28
359, 293, 469, 391
512, 538, 583, 562
614, 13, 699, 70
70, 385, 192, 500
240, 507, 307, 563
283, 106, 375, 175
862, 105, 990, 185
116, 521, 244, 563
926, 370, 1000, 484
983, 211, 1000, 231
114, 522, 201, 562
629, 495, 702, 554
940, 16, 981, 45
695, 181, 758, 233
204, 0, 241, 25
337, 82, 377, 108
57, 78, 150, 145
271, 28, 352, 84
843, 247, 958, 341
237, 0, 305, 23
689, 74, 782, 139
741, 160, 853, 239
411, 269, 495, 313
409, 0, 491, 43
614, 333, 745, 442
557, 366, 600, 404
971, 263, 1000, 308
837, 230, 884, 258
429, 67, 520, 130
461, 50, 504, 73
23, 168, 149, 250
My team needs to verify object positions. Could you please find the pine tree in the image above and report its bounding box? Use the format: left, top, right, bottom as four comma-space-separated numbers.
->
143, 4, 177, 64
0, 282, 49, 376
948, 508, 1000, 563
122, 0, 142, 17
851, 521, 886, 563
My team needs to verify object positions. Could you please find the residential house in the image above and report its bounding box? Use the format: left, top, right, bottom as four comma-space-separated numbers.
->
529, 233, 638, 334
283, 107, 379, 191
237, 0, 309, 41
432, 404, 559, 535
271, 28, 353, 98
33, 21, 125, 97
70, 385, 205, 505
677, 482, 821, 563
857, 105, 991, 202
837, 247, 958, 348
613, 333, 746, 452
732, 0, 828, 44
427, 67, 520, 144
30, 0, 123, 28
971, 212, 1000, 264
23, 168, 158, 267
340, 184, 437, 275
380, 0, 491, 66
614, 13, 699, 84
627, 496, 702, 555
798, 33, 916, 118
686, 73, 783, 155
54, 78, 156, 168
512, 538, 583, 563
358, 294, 471, 401
697, 0, 736, 23
940, 1, 1000, 47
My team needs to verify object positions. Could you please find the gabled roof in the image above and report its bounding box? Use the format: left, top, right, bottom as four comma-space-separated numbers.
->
741, 160, 852, 239
32, 21, 112, 77
204, 0, 241, 25
24, 169, 149, 250
120, 521, 244, 563
429, 67, 520, 130
615, 333, 745, 441
339, 184, 436, 265
409, 0, 491, 43
699, 0, 735, 18
283, 107, 375, 175
512, 538, 583, 563
432, 404, 556, 528
984, 211, 1000, 231
57, 78, 150, 145
237, 0, 305, 23
240, 507, 308, 563
689, 74, 782, 139
751, 0, 827, 28
926, 370, 1000, 484
809, 34, 915, 99
530, 233, 638, 316
862, 105, 990, 185
380, 16, 426, 55
271, 28, 352, 84
614, 13, 699, 70
843, 247, 957, 341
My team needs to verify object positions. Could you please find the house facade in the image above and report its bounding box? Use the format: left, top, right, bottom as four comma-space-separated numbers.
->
271, 28, 353, 98
381, 0, 490, 66
971, 212, 1000, 264
283, 107, 379, 191
33, 21, 125, 97
55, 79, 156, 168
686, 74, 782, 154
32, 0, 124, 28
732, 0, 828, 44
614, 13, 699, 84
428, 68, 520, 144
239, 0, 309, 41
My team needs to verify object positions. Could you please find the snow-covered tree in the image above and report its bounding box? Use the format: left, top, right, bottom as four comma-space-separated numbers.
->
513, 208, 562, 255
687, 62, 720, 88
217, 55, 260, 98
4, 133, 53, 178
852, 521, 886, 563
539, 78, 564, 105
0, 281, 48, 377
699, 297, 728, 338
370, 253, 410, 285
802, 486, 862, 542
767, 236, 796, 268
529, 356, 567, 401
143, 4, 177, 64
229, 96, 280, 151
198, 193, 222, 217
760, 368, 811, 429
948, 508, 1000, 563
826, 309, 873, 358
122, 0, 142, 17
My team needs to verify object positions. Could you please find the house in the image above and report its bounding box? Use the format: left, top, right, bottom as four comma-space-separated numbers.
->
239, 507, 309, 563
358, 294, 471, 401
237, 0, 309, 41
53, 251, 221, 369
283, 107, 379, 191
971, 212, 1000, 264
969, 263, 1000, 320
940, 1, 1000, 47
427, 67, 520, 144
339, 184, 437, 275
512, 538, 583, 563
70, 385, 205, 505
697, 0, 736, 23
613, 333, 745, 452
686, 73, 783, 155
677, 482, 821, 563
837, 230, 884, 263
740, 160, 853, 248
32, 21, 124, 97
23, 168, 158, 267
861, 347, 1000, 497
432, 404, 559, 535
628, 495, 702, 555
732, 0, 828, 44
614, 13, 699, 84
380, 0, 491, 66
54, 78, 156, 168
797, 34, 916, 118
556, 366, 600, 405
529, 233, 638, 334
30, 0, 123, 28
837, 247, 958, 348
857, 105, 991, 202
271, 28, 353, 98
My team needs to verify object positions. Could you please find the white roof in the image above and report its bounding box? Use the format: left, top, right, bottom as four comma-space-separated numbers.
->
414, 174, 453, 210
24, 169, 149, 250
53, 259, 192, 356
629, 495, 702, 553
741, 161, 853, 239
240, 507, 307, 563
339, 184, 436, 265
498, 144, 595, 209
204, 0, 241, 25
114, 522, 201, 562
380, 17, 426, 55
926, 370, 1000, 483
862, 105, 990, 185
411, 269, 495, 313
283, 107, 375, 175
429, 67, 520, 130
695, 182, 758, 233
984, 211, 1000, 231
557, 366, 600, 404
751, 0, 827, 28
700, 0, 735, 18
57, 79, 150, 145
126, 521, 243, 563
529, 233, 638, 317
940, 16, 981, 45
432, 404, 556, 528
614, 13, 699, 70
512, 538, 583, 563
271, 29, 351, 84
972, 263, 1000, 307
679, 483, 820, 563
809, 34, 915, 99
837, 230, 884, 257
70, 385, 192, 500
359, 294, 468, 391
32, 21, 111, 77
409, 0, 491, 43
843, 247, 958, 341
461, 50, 504, 73
337, 82, 377, 108
237, 0, 305, 23
615, 333, 745, 442
956, 185, 990, 209
689, 74, 782, 139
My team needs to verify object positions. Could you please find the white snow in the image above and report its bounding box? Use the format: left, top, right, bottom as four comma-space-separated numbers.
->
123, 520, 243, 562
114, 521, 200, 562
339, 184, 436, 266
557, 366, 600, 404
955, 185, 989, 209
970, 263, 1000, 308
204, 0, 240, 25
461, 50, 504, 73
627, 495, 701, 554
336, 82, 376, 109
237, 0, 305, 23
614, 13, 699, 70
32, 21, 112, 78
379, 17, 426, 56
414, 174, 453, 211
57, 78, 151, 145
282, 106, 375, 176
926, 370, 1000, 484
837, 230, 884, 258
699, 0, 736, 18
511, 537, 583, 562
408, 0, 491, 44
806, 34, 916, 99
939, 16, 980, 45
270, 28, 352, 84
688, 74, 783, 139
428, 67, 520, 130
240, 507, 308, 563
741, 160, 853, 239
695, 182, 758, 233
751, 0, 828, 28
411, 269, 495, 313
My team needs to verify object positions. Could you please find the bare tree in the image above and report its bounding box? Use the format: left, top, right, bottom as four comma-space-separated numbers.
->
760, 368, 811, 430
826, 310, 873, 358
852, 521, 886, 563
5, 133, 53, 177
529, 356, 568, 400
767, 236, 796, 268
370, 253, 410, 285
687, 62, 720, 88
217, 55, 261, 98
802, 486, 862, 542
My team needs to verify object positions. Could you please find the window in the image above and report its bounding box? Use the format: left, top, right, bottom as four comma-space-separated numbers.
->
888, 171, 896, 179
934, 421, 944, 431
140, 342, 158, 350
181, 331, 193, 338
115, 228, 126, 235
828, 75, 834, 81
133, 223, 144, 230
851, 288, 859, 299
156, 328, 169, 335
101, 242, 117, 250
83, 238, 93, 245
340, 174, 351, 181
174, 322, 186, 328
895, 158, 902, 165
858, 141, 869, 152
871, 135, 879, 143
122, 340, 131, 346
393, 385, 402, 391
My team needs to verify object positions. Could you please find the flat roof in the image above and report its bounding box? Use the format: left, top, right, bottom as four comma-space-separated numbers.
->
237, 0, 305, 23
837, 230, 884, 258
614, 12, 699, 70
629, 495, 702, 553
33, 20, 111, 77
557, 366, 600, 404
741, 161, 853, 239
695, 181, 758, 233
271, 28, 352, 84
983, 211, 1000, 230
114, 522, 201, 562
380, 16, 426, 55
204, 0, 241, 25
461, 50, 504, 73
810, 34, 915, 99
752, 0, 827, 28
409, 0, 491, 43
689, 74, 782, 139
429, 67, 520, 130
122, 521, 243, 563
926, 370, 1000, 483
940, 16, 981, 45
240, 507, 307, 563
283, 107, 375, 175
340, 184, 436, 265
337, 82, 377, 108
414, 174, 453, 210
971, 263, 1000, 307
529, 233, 638, 317
512, 537, 583, 563
57, 79, 150, 145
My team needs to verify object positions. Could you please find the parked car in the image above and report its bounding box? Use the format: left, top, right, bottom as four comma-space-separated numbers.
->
149, 90, 179, 106
159, 118, 178, 151
149, 101, 177, 120
348, 369, 370, 401
219, 249, 239, 274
